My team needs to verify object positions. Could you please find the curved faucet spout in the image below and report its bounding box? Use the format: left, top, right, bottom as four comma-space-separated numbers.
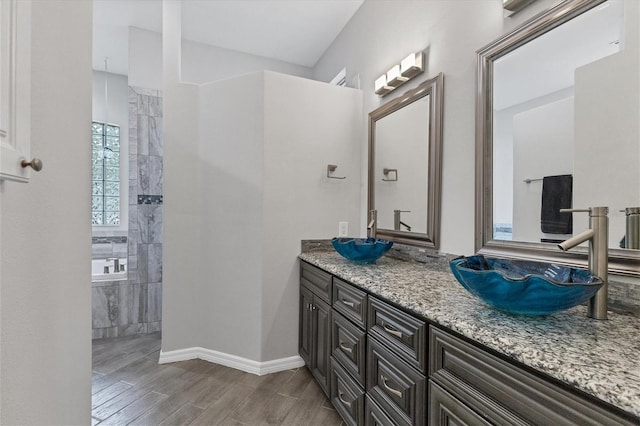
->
557, 229, 594, 252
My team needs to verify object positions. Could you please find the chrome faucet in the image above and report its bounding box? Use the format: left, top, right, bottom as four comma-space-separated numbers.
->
393, 210, 412, 232
557, 207, 609, 320
367, 210, 377, 238
107, 257, 120, 273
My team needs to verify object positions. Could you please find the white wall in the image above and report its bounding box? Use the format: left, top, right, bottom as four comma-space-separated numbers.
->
574, 0, 640, 247
261, 71, 362, 360
313, 0, 561, 255
92, 71, 129, 232
0, 1, 92, 424
374, 98, 429, 233
512, 97, 574, 242
131, 27, 312, 91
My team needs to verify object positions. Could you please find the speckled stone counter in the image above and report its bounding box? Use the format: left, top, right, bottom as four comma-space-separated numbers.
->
299, 250, 640, 420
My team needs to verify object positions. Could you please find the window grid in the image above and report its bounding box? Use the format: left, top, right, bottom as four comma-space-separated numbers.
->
92, 121, 120, 225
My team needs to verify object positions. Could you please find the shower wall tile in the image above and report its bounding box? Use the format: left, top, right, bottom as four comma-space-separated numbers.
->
137, 94, 150, 115
137, 115, 149, 156
118, 284, 140, 326
148, 244, 162, 283
92, 286, 118, 328
148, 96, 162, 117
129, 179, 137, 205
138, 156, 150, 195
148, 205, 163, 244
148, 156, 163, 196
137, 205, 149, 244
119, 323, 147, 337
147, 322, 161, 333
93, 327, 118, 340
129, 155, 138, 180
92, 243, 113, 259
148, 282, 162, 322
149, 116, 163, 156
135, 87, 158, 97
113, 243, 128, 258
137, 243, 149, 285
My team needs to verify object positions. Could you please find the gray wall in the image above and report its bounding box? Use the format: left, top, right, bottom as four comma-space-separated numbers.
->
0, 1, 92, 423
312, 0, 560, 255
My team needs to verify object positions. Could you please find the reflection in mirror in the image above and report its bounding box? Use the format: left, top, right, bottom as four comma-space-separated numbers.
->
476, 0, 639, 276
369, 73, 444, 248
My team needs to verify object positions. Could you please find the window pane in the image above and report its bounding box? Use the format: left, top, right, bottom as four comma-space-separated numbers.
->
105, 181, 119, 196
105, 196, 119, 211
92, 196, 103, 211
91, 121, 120, 225
106, 212, 120, 225
105, 166, 119, 182
92, 181, 104, 195
92, 212, 103, 225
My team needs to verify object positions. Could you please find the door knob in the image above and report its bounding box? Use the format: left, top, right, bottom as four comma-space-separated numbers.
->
21, 158, 43, 171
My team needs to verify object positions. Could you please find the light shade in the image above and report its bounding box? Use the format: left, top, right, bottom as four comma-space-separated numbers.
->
386, 64, 408, 87
400, 52, 424, 79
374, 74, 393, 96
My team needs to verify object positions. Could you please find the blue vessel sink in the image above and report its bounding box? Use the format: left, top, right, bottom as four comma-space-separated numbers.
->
331, 237, 393, 264
450, 255, 603, 315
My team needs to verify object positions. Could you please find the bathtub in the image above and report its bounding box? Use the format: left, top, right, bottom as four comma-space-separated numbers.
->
92, 258, 128, 282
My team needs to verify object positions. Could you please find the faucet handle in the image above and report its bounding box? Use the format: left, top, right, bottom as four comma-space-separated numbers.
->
561, 207, 608, 217
559, 208, 591, 213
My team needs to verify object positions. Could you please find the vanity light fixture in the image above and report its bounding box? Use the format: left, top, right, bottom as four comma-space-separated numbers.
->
375, 51, 424, 97
503, 0, 537, 15
374, 75, 393, 96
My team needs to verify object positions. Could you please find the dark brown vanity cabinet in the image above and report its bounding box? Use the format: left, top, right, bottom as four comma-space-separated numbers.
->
300, 261, 638, 426
299, 263, 332, 396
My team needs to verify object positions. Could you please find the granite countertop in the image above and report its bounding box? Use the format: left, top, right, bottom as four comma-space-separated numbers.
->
299, 250, 640, 419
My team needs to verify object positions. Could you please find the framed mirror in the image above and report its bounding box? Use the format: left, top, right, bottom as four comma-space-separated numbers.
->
476, 0, 639, 276
368, 73, 444, 248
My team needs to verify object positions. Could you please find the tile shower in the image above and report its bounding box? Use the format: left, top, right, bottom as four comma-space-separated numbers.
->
92, 87, 163, 339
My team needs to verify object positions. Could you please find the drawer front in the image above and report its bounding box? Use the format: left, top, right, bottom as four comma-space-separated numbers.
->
368, 297, 427, 373
430, 326, 638, 426
300, 261, 332, 303
364, 395, 410, 426
332, 310, 366, 387
367, 336, 426, 426
333, 278, 367, 328
330, 357, 365, 426
428, 380, 492, 426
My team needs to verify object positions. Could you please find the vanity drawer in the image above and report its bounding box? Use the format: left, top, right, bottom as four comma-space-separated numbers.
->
429, 326, 638, 426
368, 297, 427, 373
333, 278, 367, 329
367, 336, 426, 426
364, 395, 409, 426
330, 357, 364, 426
332, 310, 366, 387
300, 261, 332, 303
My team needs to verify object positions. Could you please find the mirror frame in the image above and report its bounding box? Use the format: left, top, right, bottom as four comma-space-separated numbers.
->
476, 0, 640, 277
369, 73, 444, 248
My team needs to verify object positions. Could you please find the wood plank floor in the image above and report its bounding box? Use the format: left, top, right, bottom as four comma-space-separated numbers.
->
92, 333, 343, 425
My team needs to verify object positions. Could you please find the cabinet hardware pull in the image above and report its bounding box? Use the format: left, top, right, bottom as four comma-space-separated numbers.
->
381, 375, 403, 398
341, 299, 355, 308
381, 321, 403, 339
338, 391, 352, 408
20, 158, 43, 172
339, 340, 353, 354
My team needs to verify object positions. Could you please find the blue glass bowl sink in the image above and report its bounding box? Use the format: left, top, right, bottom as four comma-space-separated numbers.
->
450, 255, 603, 315
331, 237, 393, 264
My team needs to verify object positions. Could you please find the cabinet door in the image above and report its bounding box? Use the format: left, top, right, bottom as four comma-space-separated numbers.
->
428, 380, 491, 426
311, 296, 331, 396
299, 285, 314, 367
0, 0, 32, 182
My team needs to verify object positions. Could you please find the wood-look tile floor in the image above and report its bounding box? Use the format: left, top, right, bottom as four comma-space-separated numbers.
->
92, 333, 343, 425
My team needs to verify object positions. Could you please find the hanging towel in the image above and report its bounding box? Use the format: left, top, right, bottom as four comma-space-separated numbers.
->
541, 174, 573, 234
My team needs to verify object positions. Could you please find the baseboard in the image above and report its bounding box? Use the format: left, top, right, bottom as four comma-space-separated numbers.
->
158, 346, 305, 376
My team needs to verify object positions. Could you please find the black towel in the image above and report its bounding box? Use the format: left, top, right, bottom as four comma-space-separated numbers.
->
541, 174, 573, 234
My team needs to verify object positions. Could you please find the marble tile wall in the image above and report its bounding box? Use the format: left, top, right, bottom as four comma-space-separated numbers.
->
92, 87, 163, 339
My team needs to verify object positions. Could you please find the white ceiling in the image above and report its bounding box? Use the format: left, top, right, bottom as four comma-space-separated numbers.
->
93, 0, 364, 76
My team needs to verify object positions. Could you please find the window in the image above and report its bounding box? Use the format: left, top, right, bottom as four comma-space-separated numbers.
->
92, 121, 120, 225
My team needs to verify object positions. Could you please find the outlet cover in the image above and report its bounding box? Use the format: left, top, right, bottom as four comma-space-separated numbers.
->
338, 222, 348, 237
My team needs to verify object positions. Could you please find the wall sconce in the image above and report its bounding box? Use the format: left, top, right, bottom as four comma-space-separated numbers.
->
503, 0, 537, 16
375, 52, 424, 97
